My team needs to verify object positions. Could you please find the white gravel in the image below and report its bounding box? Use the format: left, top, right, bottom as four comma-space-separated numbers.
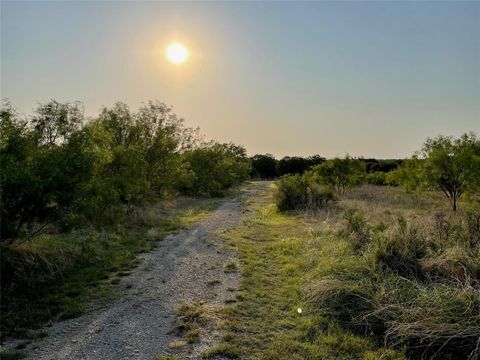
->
17, 181, 268, 360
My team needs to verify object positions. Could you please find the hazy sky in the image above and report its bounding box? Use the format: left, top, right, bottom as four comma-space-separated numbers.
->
2, 1, 479, 158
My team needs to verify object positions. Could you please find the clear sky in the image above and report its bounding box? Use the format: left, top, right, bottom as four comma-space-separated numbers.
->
1, 1, 479, 158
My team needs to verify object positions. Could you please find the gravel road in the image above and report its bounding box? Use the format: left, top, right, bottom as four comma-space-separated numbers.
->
19, 181, 268, 360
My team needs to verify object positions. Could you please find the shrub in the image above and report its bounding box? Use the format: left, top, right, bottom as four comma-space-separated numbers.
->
306, 182, 336, 210
342, 209, 371, 250
1, 100, 250, 241
276, 175, 306, 211
364, 171, 387, 186
276, 174, 335, 212
375, 218, 427, 279
180, 142, 251, 197
312, 157, 365, 195
465, 206, 480, 248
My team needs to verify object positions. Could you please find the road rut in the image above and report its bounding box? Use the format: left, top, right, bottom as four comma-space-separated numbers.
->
23, 181, 267, 360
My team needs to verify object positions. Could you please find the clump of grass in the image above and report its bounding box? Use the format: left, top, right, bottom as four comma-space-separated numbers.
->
207, 278, 221, 286
342, 208, 371, 250
201, 343, 241, 359
171, 301, 208, 344
374, 218, 427, 279
421, 245, 479, 283
306, 278, 382, 336
156, 355, 180, 360
14, 341, 31, 350
223, 261, 238, 273
117, 270, 132, 277
169, 339, 188, 349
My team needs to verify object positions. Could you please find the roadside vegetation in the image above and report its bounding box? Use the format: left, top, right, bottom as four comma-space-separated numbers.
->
211, 184, 405, 359
1, 97, 479, 360
0, 99, 250, 339
211, 133, 479, 359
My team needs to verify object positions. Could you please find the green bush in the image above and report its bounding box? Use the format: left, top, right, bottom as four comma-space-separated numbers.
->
276, 173, 336, 212
312, 157, 365, 195
1, 100, 250, 242
180, 142, 251, 197
364, 171, 387, 186
276, 175, 306, 211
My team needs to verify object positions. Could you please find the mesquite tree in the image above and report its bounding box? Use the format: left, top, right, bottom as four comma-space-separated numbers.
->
421, 133, 480, 211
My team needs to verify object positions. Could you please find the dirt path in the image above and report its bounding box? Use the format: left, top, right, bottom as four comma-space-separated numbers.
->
22, 181, 269, 360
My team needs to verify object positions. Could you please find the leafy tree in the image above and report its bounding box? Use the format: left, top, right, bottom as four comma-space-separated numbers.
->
359, 158, 403, 173
32, 100, 83, 146
97, 102, 134, 147
278, 156, 309, 175
1, 101, 93, 240
181, 142, 251, 196
386, 157, 424, 203
251, 154, 277, 179
364, 171, 387, 185
277, 155, 326, 176
313, 156, 365, 194
104, 146, 149, 203
135, 101, 189, 195
420, 133, 480, 211
276, 171, 335, 212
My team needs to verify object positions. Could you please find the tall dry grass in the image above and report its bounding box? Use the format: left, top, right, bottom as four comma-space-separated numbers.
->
306, 185, 480, 359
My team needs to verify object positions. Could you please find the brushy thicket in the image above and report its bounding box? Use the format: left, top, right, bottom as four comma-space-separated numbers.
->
275, 156, 364, 212
0, 99, 250, 337
1, 99, 250, 241
250, 153, 402, 180
276, 173, 336, 212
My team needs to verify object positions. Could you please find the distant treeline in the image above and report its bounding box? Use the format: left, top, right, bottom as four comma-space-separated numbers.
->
250, 153, 403, 179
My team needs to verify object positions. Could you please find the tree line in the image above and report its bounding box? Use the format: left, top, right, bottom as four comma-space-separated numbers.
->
276, 133, 480, 212
250, 153, 402, 179
1, 100, 250, 242
2, 98, 478, 244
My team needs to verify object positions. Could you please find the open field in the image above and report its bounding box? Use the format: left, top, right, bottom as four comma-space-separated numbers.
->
210, 183, 479, 359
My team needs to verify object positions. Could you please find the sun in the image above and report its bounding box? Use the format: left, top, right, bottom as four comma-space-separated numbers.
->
166, 42, 188, 64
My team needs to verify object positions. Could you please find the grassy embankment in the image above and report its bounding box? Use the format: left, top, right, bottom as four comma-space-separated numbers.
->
0, 187, 243, 344
201, 183, 479, 359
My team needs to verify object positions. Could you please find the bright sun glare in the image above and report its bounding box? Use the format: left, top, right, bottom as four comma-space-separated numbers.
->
166, 43, 188, 64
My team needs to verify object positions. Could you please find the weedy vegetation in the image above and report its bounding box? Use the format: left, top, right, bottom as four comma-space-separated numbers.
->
208, 133, 479, 359
1, 97, 479, 360
0, 99, 250, 339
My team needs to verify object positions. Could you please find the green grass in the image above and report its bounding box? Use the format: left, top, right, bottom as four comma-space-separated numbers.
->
234, 182, 478, 359
156, 355, 181, 360
207, 278, 221, 286
0, 188, 242, 341
223, 260, 238, 273
214, 183, 404, 359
